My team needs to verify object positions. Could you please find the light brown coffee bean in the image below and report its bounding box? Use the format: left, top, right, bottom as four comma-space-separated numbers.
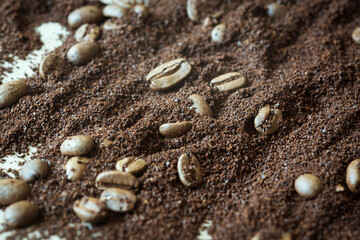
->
0, 80, 28, 109
73, 197, 107, 223
67, 41, 100, 65
39, 53, 65, 80
210, 72, 246, 92
0, 179, 30, 205
133, 4, 149, 18
103, 20, 126, 31
187, 0, 199, 22
352, 27, 360, 44
4, 201, 39, 228
113, 0, 132, 9
211, 23, 226, 43
159, 121, 192, 138
103, 5, 128, 18
146, 58, 192, 91
75, 24, 101, 42
116, 157, 146, 176
251, 230, 291, 240
177, 153, 202, 187
60, 135, 94, 156
254, 105, 282, 135
68, 6, 102, 28
267, 3, 287, 17
65, 157, 90, 181
96, 171, 139, 190
20, 159, 49, 183
189, 94, 212, 117
346, 159, 360, 193
100, 188, 136, 213
294, 174, 323, 199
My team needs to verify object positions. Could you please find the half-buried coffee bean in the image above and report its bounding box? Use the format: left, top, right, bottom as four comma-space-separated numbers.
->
60, 135, 94, 156
0, 80, 28, 109
294, 174, 323, 199
39, 53, 65, 80
20, 159, 49, 183
103, 5, 128, 18
254, 105, 282, 135
100, 188, 136, 213
177, 153, 202, 187
73, 197, 107, 223
65, 157, 90, 181
116, 157, 146, 176
67, 41, 100, 65
0, 179, 30, 205
210, 72, 246, 92
4, 201, 39, 228
189, 94, 213, 117
68, 6, 102, 28
96, 171, 139, 190
75, 24, 101, 42
346, 159, 360, 193
159, 121, 192, 138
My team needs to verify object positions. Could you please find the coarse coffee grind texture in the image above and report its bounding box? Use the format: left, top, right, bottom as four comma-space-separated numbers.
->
0, 0, 359, 239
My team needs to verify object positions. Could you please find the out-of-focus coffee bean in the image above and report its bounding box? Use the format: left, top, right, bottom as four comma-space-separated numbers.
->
0, 179, 30, 205
39, 53, 65, 80
116, 157, 146, 176
75, 24, 101, 42
159, 121, 192, 138
0, 80, 28, 109
211, 23, 225, 43
4, 201, 39, 228
20, 159, 49, 183
60, 135, 94, 156
68, 6, 102, 28
267, 3, 287, 17
95, 171, 139, 190
100, 188, 136, 213
65, 157, 90, 181
294, 174, 323, 199
73, 197, 107, 223
346, 159, 360, 193
67, 41, 100, 65
103, 5, 128, 18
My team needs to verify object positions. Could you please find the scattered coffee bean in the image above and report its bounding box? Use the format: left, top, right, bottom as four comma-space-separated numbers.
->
103, 5, 128, 18
177, 153, 202, 187
0, 80, 28, 109
210, 72, 247, 92
211, 23, 226, 43
146, 58, 192, 91
267, 3, 287, 17
159, 121, 192, 138
96, 171, 139, 190
20, 159, 49, 183
352, 27, 360, 44
254, 105, 282, 135
113, 0, 132, 9
187, 0, 199, 22
346, 159, 360, 193
100, 188, 136, 213
67, 41, 100, 65
188, 94, 212, 117
39, 53, 65, 80
4, 201, 39, 228
60, 135, 94, 156
75, 24, 101, 42
294, 174, 323, 199
73, 197, 107, 223
133, 4, 149, 18
0, 179, 30, 205
68, 6, 102, 28
251, 230, 291, 240
65, 157, 89, 181
116, 157, 146, 176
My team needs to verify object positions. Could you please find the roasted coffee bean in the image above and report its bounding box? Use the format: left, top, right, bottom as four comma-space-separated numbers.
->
4, 201, 39, 228
267, 3, 287, 17
189, 94, 212, 117
67, 41, 100, 65
294, 174, 323, 199
113, 0, 132, 9
39, 53, 65, 80
0, 179, 30, 205
210, 72, 246, 92
103, 20, 125, 31
75, 24, 100, 42
346, 159, 360, 193
68, 6, 102, 28
352, 27, 360, 44
116, 157, 146, 176
65, 157, 89, 181
254, 105, 282, 135
0, 80, 28, 109
96, 171, 139, 190
146, 58, 192, 91
133, 4, 149, 18
73, 197, 107, 223
20, 159, 49, 183
60, 135, 94, 156
177, 153, 202, 187
100, 188, 136, 213
211, 23, 226, 43
187, 0, 199, 22
251, 230, 291, 240
103, 5, 128, 18
159, 121, 192, 138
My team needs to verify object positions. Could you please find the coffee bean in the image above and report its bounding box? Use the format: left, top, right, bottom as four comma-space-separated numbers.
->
267, 3, 287, 17
20, 159, 49, 183
159, 121, 192, 138
60, 135, 94, 156
96, 171, 139, 190
113, 0, 132, 9
103, 20, 125, 31
146, 58, 192, 91
68, 6, 102, 28
116, 157, 146, 176
75, 24, 101, 42
254, 105, 282, 135
211, 23, 226, 43
100, 188, 136, 213
189, 94, 212, 117
251, 230, 291, 240
177, 153, 202, 187
4, 201, 39, 228
73, 197, 107, 223
346, 159, 360, 193
133, 4, 149, 18
210, 72, 247, 92
0, 80, 28, 109
67, 41, 100, 65
294, 174, 323, 199
0, 179, 30, 205
187, 0, 199, 22
103, 5, 128, 18
65, 157, 89, 181
39, 53, 65, 80
352, 27, 360, 44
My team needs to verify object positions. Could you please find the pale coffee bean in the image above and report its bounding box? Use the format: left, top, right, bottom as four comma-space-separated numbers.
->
73, 197, 107, 223
210, 72, 247, 92
68, 6, 102, 28
159, 121, 192, 138
100, 188, 136, 212
294, 174, 323, 199
251, 230, 291, 240
39, 53, 65, 80
113, 0, 132, 9
75, 24, 100, 42
20, 159, 49, 183
211, 23, 225, 43
177, 153, 202, 187
67, 41, 100, 65
4, 201, 39, 228
60, 135, 94, 156
352, 27, 360, 44
346, 159, 360, 193
103, 20, 126, 31
267, 3, 287, 17
188, 94, 212, 117
103, 5, 128, 18
146, 58, 192, 91
116, 157, 146, 176
0, 80, 28, 109
0, 179, 30, 205
187, 0, 199, 22
65, 157, 90, 181
96, 171, 139, 190
133, 4, 149, 18
254, 105, 282, 135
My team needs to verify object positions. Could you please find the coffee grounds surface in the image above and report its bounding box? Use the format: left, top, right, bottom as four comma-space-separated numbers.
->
1, 0, 359, 239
